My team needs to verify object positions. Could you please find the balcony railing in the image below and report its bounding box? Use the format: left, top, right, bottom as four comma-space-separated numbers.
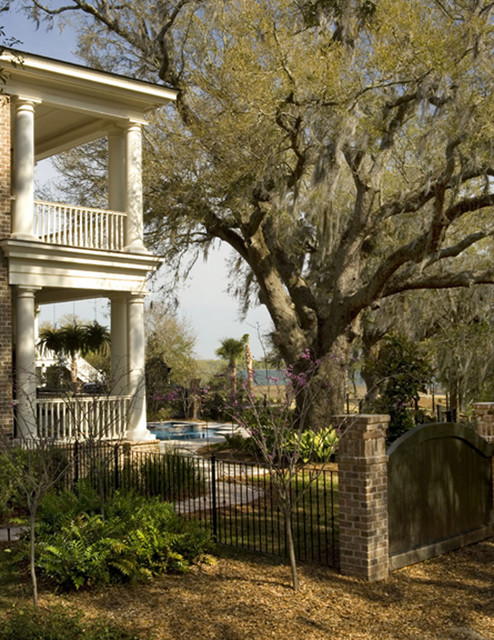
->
33, 200, 126, 251
36, 395, 130, 442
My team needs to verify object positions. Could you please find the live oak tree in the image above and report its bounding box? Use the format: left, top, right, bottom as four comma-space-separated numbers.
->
19, 0, 494, 419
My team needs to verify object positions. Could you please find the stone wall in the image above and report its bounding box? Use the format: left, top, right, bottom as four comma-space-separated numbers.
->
0, 98, 13, 440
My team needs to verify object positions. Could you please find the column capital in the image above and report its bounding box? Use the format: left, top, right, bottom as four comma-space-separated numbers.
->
124, 118, 147, 130
15, 285, 40, 297
13, 96, 42, 108
129, 292, 147, 303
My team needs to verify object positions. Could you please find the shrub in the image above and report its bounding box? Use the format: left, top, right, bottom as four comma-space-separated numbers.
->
0, 605, 141, 640
0, 446, 72, 522
363, 334, 433, 443
138, 452, 206, 501
34, 491, 211, 590
0, 452, 18, 522
292, 427, 338, 463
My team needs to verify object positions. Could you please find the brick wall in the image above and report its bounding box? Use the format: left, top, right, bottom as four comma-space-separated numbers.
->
0, 97, 13, 440
337, 414, 390, 581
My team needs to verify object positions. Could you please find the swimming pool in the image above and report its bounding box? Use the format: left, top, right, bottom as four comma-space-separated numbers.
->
148, 421, 226, 442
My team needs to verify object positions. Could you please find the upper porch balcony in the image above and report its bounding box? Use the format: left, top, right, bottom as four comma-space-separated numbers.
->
34, 200, 126, 252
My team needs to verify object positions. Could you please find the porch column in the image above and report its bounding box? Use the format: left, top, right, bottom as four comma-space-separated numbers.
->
108, 128, 126, 212
124, 121, 147, 254
15, 286, 38, 439
126, 293, 153, 440
110, 295, 128, 395
12, 98, 39, 240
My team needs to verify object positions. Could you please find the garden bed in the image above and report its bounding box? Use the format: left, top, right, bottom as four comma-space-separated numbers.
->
2, 538, 493, 639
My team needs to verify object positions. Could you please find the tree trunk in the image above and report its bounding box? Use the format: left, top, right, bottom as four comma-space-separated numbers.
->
284, 508, 298, 591
229, 362, 237, 395
360, 367, 379, 407
29, 510, 38, 607
244, 339, 254, 396
295, 334, 352, 430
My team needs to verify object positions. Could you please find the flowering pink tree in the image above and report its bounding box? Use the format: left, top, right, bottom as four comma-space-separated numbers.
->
230, 349, 342, 591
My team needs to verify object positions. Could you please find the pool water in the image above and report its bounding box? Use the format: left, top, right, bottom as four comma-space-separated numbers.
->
148, 421, 225, 442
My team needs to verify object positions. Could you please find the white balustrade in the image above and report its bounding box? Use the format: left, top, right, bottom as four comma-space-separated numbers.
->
33, 200, 126, 251
36, 396, 130, 442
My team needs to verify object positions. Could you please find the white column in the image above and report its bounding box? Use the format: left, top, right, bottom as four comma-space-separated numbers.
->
110, 295, 129, 396
108, 128, 126, 212
12, 98, 39, 240
124, 121, 148, 253
15, 287, 38, 439
126, 293, 153, 440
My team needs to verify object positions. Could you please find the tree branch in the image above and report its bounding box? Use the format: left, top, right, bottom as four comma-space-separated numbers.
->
383, 270, 494, 296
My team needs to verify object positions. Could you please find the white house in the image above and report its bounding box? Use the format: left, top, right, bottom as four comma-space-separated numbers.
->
0, 49, 177, 442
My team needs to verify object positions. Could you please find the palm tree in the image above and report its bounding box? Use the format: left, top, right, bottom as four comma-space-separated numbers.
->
38, 320, 110, 386
216, 336, 246, 395
82, 320, 110, 355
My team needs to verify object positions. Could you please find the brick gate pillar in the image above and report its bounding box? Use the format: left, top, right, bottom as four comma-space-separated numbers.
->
337, 414, 390, 581
473, 403, 494, 445
473, 403, 494, 510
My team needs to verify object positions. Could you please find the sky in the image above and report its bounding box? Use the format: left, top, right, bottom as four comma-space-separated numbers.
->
1, 7, 273, 360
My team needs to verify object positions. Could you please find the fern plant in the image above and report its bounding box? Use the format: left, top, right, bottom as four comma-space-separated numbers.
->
33, 490, 211, 590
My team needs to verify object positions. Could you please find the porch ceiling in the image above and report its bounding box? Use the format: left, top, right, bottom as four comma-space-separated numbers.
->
1, 48, 177, 160
33, 104, 111, 161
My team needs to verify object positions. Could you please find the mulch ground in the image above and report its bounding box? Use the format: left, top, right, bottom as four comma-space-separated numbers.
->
35, 538, 494, 640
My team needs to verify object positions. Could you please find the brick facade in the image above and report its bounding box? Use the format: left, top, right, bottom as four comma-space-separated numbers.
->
337, 414, 390, 581
0, 97, 12, 440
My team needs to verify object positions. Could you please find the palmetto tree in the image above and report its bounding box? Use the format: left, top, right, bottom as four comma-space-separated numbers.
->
82, 320, 111, 355
216, 336, 247, 395
38, 321, 110, 386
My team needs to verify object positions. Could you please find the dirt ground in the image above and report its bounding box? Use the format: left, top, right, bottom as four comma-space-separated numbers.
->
33, 538, 494, 640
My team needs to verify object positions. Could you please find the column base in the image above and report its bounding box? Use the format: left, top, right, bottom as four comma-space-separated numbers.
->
125, 428, 156, 442
123, 241, 150, 254
11, 232, 38, 241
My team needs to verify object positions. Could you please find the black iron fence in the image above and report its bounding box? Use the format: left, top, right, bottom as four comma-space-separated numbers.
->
20, 440, 339, 568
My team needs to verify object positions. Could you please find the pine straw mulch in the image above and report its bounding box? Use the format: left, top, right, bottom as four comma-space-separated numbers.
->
36, 538, 494, 640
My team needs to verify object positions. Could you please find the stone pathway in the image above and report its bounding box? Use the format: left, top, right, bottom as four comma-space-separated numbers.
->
175, 480, 264, 515
170, 448, 269, 515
